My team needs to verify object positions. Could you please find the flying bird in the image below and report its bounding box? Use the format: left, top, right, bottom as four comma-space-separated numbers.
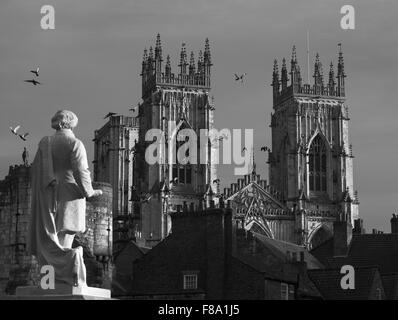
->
213, 179, 220, 184
261, 146, 269, 152
30, 67, 39, 77
10, 125, 21, 135
242, 147, 247, 152
104, 112, 117, 119
234, 73, 247, 83
24, 79, 41, 86
19, 133, 29, 141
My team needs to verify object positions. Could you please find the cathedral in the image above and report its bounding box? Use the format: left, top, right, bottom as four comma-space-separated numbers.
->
225, 45, 359, 248
94, 35, 218, 249
94, 35, 360, 250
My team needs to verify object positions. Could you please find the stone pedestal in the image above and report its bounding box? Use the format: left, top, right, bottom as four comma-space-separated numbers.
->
13, 284, 112, 300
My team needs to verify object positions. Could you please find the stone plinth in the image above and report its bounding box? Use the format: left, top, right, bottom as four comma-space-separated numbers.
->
13, 284, 112, 300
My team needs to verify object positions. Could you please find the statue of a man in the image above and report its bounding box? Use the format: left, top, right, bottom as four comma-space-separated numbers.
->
28, 110, 102, 287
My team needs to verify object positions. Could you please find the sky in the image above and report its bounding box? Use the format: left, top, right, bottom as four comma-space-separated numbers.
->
0, 0, 397, 232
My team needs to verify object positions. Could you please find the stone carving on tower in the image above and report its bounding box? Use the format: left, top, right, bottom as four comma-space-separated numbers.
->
134, 35, 218, 247
225, 44, 359, 249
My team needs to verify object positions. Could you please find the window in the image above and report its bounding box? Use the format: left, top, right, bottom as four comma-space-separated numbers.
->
281, 283, 289, 300
173, 132, 192, 184
308, 135, 327, 192
183, 274, 198, 290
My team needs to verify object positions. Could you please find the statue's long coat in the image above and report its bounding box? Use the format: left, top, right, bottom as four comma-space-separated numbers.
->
28, 128, 95, 286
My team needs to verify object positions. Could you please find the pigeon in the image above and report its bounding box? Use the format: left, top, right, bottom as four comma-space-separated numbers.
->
30, 67, 39, 77
234, 73, 247, 83
24, 79, 41, 86
104, 112, 116, 119
10, 125, 21, 135
19, 133, 29, 141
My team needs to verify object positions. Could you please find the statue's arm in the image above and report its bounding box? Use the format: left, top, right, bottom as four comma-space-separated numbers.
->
71, 139, 96, 198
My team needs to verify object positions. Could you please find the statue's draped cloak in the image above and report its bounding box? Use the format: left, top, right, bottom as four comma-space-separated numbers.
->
28, 131, 94, 286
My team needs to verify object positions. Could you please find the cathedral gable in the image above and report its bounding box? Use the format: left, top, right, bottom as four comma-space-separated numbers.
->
227, 182, 286, 218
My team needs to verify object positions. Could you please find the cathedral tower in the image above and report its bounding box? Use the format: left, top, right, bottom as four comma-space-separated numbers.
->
269, 44, 359, 247
135, 35, 218, 247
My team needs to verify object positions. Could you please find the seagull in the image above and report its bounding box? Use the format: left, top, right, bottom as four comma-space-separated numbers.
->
10, 125, 21, 135
235, 73, 247, 83
104, 112, 116, 119
261, 146, 269, 152
30, 67, 39, 77
24, 79, 41, 86
19, 133, 29, 141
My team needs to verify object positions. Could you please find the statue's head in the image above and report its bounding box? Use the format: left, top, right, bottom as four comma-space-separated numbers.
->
51, 110, 78, 130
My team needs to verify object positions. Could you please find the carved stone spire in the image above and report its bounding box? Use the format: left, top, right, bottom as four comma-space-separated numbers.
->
189, 51, 195, 76
281, 58, 288, 90
313, 53, 324, 89
272, 59, 280, 93
179, 43, 188, 75
155, 33, 162, 61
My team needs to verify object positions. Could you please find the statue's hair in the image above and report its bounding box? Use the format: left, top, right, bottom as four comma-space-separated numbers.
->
51, 110, 78, 130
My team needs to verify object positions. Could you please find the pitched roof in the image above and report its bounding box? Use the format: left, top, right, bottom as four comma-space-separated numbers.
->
233, 231, 323, 298
254, 233, 324, 270
311, 234, 398, 274
308, 266, 382, 300
381, 273, 398, 300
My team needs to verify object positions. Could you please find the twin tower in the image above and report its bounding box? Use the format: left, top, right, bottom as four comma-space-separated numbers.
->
94, 35, 359, 250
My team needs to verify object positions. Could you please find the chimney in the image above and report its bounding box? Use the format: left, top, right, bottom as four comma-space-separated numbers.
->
353, 218, 364, 235
391, 214, 398, 234
333, 214, 352, 256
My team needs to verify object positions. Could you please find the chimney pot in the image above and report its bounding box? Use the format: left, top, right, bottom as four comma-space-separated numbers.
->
391, 214, 398, 233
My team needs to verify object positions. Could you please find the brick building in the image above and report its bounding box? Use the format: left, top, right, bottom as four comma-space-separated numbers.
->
309, 215, 398, 299
128, 201, 323, 299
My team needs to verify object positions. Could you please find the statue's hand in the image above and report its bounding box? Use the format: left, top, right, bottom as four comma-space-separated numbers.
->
91, 189, 103, 197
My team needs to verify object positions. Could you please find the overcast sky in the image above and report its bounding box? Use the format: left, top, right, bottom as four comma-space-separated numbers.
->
1, 0, 397, 232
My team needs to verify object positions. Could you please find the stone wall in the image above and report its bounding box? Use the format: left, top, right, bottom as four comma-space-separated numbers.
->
0, 163, 114, 294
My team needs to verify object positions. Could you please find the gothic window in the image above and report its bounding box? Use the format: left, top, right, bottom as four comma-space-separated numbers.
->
172, 132, 192, 184
308, 135, 327, 192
